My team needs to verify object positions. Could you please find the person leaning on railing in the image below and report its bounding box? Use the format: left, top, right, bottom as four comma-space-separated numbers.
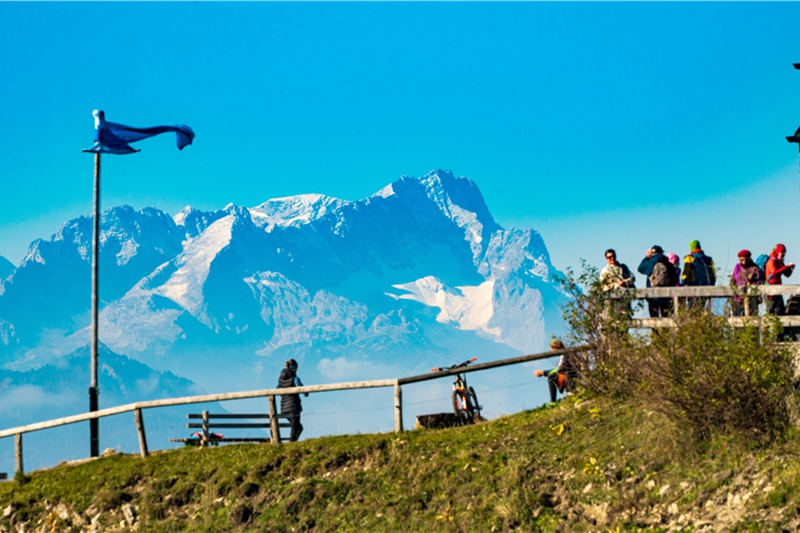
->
765, 244, 795, 315
729, 249, 765, 317
600, 249, 635, 316
681, 239, 716, 310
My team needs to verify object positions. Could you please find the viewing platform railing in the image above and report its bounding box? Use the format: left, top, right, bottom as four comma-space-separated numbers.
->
606, 284, 800, 329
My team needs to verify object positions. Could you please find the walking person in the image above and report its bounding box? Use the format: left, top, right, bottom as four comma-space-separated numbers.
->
765, 244, 795, 315
730, 249, 764, 316
278, 359, 309, 442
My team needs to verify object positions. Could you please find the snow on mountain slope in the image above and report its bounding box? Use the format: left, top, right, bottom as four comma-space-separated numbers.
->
0, 206, 184, 357
0, 170, 567, 394
389, 276, 499, 339
153, 214, 235, 319
249, 194, 348, 232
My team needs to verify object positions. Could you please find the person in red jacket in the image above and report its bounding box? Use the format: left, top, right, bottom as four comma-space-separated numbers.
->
765, 244, 795, 315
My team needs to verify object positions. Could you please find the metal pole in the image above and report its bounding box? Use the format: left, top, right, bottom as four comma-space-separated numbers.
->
90, 152, 100, 458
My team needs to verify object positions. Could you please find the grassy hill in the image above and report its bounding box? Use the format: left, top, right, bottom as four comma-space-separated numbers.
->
2, 394, 800, 532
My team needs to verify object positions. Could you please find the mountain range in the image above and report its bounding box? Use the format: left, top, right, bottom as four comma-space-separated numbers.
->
0, 169, 567, 470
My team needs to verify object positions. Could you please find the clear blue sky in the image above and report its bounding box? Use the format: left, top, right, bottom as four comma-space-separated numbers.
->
2, 2, 800, 276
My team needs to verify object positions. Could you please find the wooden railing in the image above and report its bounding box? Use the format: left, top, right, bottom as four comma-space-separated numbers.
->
0, 346, 590, 477
606, 284, 800, 328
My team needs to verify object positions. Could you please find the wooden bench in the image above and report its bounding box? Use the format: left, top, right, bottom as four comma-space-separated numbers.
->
170, 410, 292, 447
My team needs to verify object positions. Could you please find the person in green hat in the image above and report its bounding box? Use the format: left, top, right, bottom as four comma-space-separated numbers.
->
681, 239, 716, 309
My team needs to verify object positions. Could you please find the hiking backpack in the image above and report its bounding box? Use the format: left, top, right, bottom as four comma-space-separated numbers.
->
755, 254, 769, 273
649, 261, 673, 287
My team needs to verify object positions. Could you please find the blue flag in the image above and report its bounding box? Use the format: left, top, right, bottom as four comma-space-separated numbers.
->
84, 110, 195, 155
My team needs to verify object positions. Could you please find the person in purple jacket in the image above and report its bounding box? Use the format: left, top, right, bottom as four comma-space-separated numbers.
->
730, 249, 765, 316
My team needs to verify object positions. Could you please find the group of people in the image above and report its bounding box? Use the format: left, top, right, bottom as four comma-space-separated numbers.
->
600, 240, 796, 317
533, 241, 797, 403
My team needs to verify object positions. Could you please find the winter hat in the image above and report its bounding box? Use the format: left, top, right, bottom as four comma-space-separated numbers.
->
689, 240, 701, 251
666, 252, 679, 266
651, 245, 664, 254
773, 244, 787, 255
737, 249, 751, 258
549, 339, 565, 350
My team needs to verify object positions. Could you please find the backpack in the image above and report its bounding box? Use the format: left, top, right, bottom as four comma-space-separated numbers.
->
755, 254, 769, 272
649, 261, 673, 287
685, 252, 715, 286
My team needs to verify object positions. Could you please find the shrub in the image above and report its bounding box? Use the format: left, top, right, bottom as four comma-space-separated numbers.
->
558, 262, 645, 399
641, 309, 795, 443
559, 264, 796, 445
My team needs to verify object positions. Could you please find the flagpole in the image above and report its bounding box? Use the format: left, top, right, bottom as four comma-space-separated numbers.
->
82, 110, 194, 459
90, 152, 100, 458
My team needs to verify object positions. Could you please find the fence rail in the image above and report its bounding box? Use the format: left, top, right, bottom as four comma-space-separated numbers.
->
607, 284, 800, 329
0, 346, 589, 477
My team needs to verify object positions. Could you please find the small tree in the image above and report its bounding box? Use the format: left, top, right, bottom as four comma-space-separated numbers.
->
557, 261, 644, 400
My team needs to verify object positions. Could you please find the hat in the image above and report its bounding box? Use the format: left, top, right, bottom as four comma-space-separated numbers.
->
689, 240, 701, 251
737, 249, 751, 258
651, 245, 664, 254
774, 244, 787, 254
549, 339, 565, 350
666, 252, 679, 266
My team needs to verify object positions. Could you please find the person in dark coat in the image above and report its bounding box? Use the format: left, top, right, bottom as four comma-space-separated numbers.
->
278, 359, 309, 442
681, 239, 716, 310
637, 245, 677, 317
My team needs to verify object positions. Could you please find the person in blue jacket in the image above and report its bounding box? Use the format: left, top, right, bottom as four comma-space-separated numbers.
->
278, 359, 309, 442
637, 245, 677, 317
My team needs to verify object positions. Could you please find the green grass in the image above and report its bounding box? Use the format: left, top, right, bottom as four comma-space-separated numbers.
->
2, 396, 800, 532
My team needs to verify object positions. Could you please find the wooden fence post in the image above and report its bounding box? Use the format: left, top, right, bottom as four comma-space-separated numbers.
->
134, 408, 149, 458
15, 434, 23, 477
202, 410, 210, 447
394, 382, 403, 433
268, 396, 281, 444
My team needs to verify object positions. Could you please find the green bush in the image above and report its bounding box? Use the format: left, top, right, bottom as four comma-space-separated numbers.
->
559, 264, 796, 445
642, 309, 795, 443
558, 261, 645, 400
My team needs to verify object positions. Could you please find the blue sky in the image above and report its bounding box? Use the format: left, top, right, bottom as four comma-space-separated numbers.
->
1, 2, 800, 277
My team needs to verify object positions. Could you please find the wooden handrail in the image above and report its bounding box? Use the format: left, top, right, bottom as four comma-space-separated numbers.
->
0, 346, 594, 474
607, 285, 800, 299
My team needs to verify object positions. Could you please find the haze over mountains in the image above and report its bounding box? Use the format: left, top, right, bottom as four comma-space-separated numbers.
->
0, 170, 567, 470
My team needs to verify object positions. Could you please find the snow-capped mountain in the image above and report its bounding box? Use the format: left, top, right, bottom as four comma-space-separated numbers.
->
0, 170, 567, 394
